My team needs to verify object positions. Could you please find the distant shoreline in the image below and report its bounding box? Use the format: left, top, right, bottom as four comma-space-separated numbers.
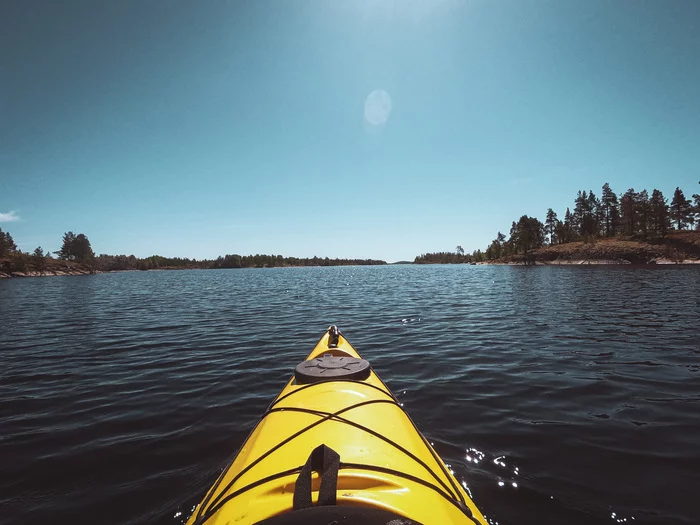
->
5, 258, 700, 279
0, 264, 389, 279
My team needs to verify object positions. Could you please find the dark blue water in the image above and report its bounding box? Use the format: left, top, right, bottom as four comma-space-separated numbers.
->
1, 266, 699, 525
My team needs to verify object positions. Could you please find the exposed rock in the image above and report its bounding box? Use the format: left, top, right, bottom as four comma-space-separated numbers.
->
492, 232, 700, 265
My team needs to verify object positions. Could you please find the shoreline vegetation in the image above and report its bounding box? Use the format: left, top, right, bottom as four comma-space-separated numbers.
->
415, 182, 700, 266
2, 182, 699, 278
0, 231, 386, 279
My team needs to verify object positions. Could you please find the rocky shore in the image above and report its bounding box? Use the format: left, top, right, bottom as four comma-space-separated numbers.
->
0, 269, 101, 278
489, 231, 700, 265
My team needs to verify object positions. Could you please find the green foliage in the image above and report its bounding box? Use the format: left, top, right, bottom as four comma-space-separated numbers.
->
485, 232, 507, 260
509, 215, 545, 256
544, 209, 558, 245
572, 190, 599, 238
32, 246, 46, 271
57, 232, 76, 260
93, 253, 386, 271
7, 252, 30, 272
650, 189, 670, 236
636, 190, 650, 238
212, 254, 386, 268
471, 182, 691, 263
670, 187, 694, 230
558, 208, 575, 244
0, 227, 18, 257
620, 188, 638, 236
57, 232, 95, 262
414, 252, 472, 264
601, 183, 619, 236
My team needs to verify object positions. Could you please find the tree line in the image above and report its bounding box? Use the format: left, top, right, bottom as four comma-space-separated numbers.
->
414, 245, 473, 264
1, 229, 386, 273
414, 182, 699, 264
482, 183, 699, 261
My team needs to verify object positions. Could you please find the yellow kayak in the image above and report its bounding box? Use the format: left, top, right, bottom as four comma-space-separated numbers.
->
187, 326, 488, 525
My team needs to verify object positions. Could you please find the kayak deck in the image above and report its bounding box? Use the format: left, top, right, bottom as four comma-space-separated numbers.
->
187, 327, 487, 525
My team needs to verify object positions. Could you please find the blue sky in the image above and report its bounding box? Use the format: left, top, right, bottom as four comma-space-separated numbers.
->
2, 0, 699, 262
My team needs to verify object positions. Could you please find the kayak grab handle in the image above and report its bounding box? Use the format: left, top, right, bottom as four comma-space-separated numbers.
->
293, 444, 340, 509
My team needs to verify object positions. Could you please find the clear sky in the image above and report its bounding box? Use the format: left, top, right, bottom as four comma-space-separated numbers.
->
2, 0, 699, 262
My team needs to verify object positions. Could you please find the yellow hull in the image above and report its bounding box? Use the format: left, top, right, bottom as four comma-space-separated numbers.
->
187, 327, 487, 525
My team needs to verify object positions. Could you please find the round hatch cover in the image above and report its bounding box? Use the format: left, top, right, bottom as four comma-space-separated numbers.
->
295, 356, 371, 384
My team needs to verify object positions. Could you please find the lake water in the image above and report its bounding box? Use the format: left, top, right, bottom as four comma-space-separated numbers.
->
1, 266, 699, 525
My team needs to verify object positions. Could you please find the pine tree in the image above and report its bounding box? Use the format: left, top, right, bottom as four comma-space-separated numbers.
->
563, 208, 574, 243
510, 215, 544, 256
636, 190, 650, 238
691, 184, 700, 230
601, 183, 619, 237
586, 190, 600, 237
32, 247, 46, 271
649, 189, 670, 236
544, 208, 558, 245
57, 232, 95, 262
670, 187, 693, 230
573, 190, 589, 237
57, 232, 77, 260
620, 189, 637, 236
0, 227, 18, 257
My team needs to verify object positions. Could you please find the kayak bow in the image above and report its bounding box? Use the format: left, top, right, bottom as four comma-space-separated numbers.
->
187, 326, 488, 525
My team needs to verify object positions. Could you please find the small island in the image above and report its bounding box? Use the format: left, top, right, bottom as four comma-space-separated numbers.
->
415, 183, 700, 265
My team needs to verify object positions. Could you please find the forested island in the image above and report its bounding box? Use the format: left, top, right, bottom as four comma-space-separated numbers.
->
415, 183, 700, 265
0, 231, 385, 278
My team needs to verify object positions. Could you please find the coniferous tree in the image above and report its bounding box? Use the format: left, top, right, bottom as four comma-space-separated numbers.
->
32, 247, 46, 271
0, 227, 18, 257
509, 215, 544, 256
636, 190, 650, 238
573, 190, 589, 237
485, 232, 507, 259
601, 183, 619, 237
620, 189, 637, 236
563, 208, 574, 243
544, 208, 558, 245
649, 189, 670, 236
57, 232, 77, 260
586, 190, 600, 237
57, 232, 95, 262
670, 187, 693, 230
73, 234, 94, 262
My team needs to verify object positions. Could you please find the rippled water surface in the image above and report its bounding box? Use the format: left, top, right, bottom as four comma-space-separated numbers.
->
2, 266, 699, 525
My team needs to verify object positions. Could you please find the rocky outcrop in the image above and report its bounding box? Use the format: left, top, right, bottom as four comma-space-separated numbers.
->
1, 269, 102, 278
492, 232, 700, 265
